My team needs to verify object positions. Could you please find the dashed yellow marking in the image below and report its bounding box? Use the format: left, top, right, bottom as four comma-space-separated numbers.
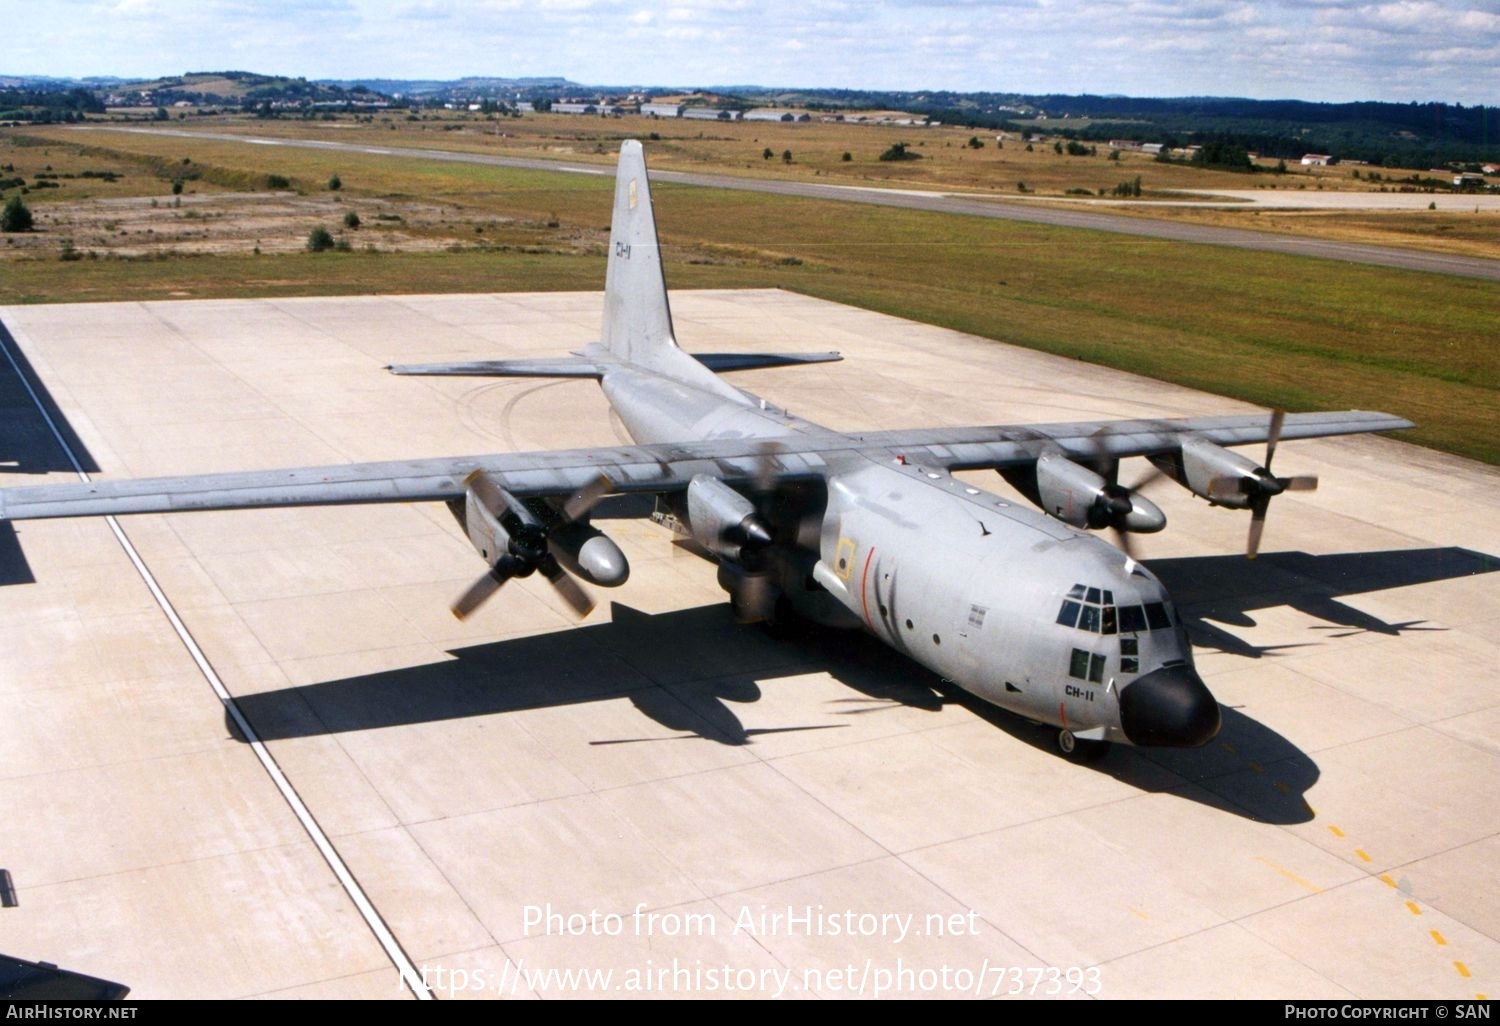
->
1220, 741, 1237, 754
1477, 993, 1486, 1000
1129, 907, 1150, 922
1406, 901, 1422, 916
1455, 962, 1471, 978
1379, 874, 1397, 889
1273, 781, 1290, 794
1248, 760, 1266, 774
1256, 856, 1323, 894
1355, 849, 1372, 863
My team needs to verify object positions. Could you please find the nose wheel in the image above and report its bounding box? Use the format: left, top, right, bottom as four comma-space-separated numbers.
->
1057, 729, 1110, 763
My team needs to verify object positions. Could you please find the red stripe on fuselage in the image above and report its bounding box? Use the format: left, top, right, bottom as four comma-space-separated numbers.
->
859, 547, 876, 630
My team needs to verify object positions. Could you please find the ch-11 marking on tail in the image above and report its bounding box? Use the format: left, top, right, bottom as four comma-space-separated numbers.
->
0, 141, 1412, 758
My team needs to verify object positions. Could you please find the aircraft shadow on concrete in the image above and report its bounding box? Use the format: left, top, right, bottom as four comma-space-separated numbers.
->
1149, 547, 1497, 658
0, 318, 105, 587
0, 320, 101, 478
227, 593, 1344, 825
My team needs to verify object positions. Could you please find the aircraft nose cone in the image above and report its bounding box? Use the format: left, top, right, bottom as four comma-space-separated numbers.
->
1119, 665, 1221, 747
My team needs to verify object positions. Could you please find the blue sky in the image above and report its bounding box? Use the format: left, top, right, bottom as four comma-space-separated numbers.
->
8, 0, 1498, 104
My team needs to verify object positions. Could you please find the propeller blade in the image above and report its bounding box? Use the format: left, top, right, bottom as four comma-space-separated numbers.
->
1246, 495, 1271, 559
562, 474, 613, 523
452, 566, 509, 621
1264, 408, 1286, 472
733, 571, 777, 623
539, 554, 595, 618
752, 441, 784, 496
1125, 463, 1165, 494
1281, 475, 1319, 492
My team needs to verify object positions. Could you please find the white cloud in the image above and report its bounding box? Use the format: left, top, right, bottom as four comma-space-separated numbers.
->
1, 0, 1495, 102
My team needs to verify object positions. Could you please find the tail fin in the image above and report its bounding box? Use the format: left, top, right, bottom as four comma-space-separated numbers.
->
601, 140, 681, 372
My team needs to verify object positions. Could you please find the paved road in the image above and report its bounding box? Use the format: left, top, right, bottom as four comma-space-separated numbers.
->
72, 126, 1500, 282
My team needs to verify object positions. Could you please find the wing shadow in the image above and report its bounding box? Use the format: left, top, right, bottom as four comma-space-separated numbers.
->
1148, 547, 1496, 656
0, 318, 100, 477
228, 601, 949, 752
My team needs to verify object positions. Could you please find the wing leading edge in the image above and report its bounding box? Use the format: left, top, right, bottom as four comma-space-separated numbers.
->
0, 411, 1411, 522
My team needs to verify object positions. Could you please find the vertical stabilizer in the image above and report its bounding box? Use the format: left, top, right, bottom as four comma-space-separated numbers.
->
601, 140, 680, 370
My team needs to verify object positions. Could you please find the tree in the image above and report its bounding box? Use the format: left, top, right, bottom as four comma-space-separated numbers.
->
781, 149, 792, 163
841, 151, 851, 162
327, 173, 342, 191
1, 195, 33, 232
306, 226, 335, 252
343, 211, 361, 229
762, 147, 773, 160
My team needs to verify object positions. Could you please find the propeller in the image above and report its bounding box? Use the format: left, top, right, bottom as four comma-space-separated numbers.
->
731, 442, 786, 622
1208, 409, 1319, 559
1085, 433, 1167, 560
451, 472, 612, 621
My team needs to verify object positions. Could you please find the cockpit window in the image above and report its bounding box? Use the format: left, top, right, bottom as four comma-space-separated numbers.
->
1078, 604, 1101, 633
1055, 600, 1082, 628
1058, 584, 1172, 635
1145, 601, 1172, 630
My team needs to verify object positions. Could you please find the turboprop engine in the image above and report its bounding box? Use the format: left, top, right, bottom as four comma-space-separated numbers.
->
447, 471, 626, 619
684, 474, 773, 562
1003, 451, 1166, 535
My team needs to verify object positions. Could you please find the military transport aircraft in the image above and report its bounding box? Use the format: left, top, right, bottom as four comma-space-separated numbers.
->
0, 141, 1413, 757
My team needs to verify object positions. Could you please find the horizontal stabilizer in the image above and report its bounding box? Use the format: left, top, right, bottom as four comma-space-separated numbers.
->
387, 358, 602, 378
386, 351, 841, 379
695, 352, 842, 373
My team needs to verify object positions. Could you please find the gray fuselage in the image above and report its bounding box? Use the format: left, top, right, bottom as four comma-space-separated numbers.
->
600, 360, 1220, 749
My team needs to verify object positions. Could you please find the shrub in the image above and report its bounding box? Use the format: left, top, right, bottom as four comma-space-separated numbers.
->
267, 174, 291, 189
343, 211, 361, 229
1, 195, 32, 232
306, 226, 335, 252
841, 151, 851, 162
327, 173, 342, 191
878, 142, 921, 162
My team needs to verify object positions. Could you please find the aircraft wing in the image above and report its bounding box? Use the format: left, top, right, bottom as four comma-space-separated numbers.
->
0, 436, 846, 521
0, 410, 1411, 522
386, 351, 842, 378
851, 410, 1414, 471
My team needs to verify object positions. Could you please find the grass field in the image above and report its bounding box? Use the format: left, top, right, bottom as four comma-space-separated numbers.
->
1, 122, 1495, 465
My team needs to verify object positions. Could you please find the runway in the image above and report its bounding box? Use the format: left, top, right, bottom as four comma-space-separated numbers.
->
0, 291, 1495, 998
71, 127, 1500, 283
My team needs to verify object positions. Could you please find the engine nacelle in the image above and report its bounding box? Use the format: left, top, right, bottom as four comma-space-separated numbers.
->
549, 521, 629, 587
685, 474, 772, 561
1156, 437, 1265, 508
455, 477, 546, 575
1031, 452, 1166, 533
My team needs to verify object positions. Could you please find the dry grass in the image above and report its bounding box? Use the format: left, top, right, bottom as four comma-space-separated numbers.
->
0, 119, 1494, 464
